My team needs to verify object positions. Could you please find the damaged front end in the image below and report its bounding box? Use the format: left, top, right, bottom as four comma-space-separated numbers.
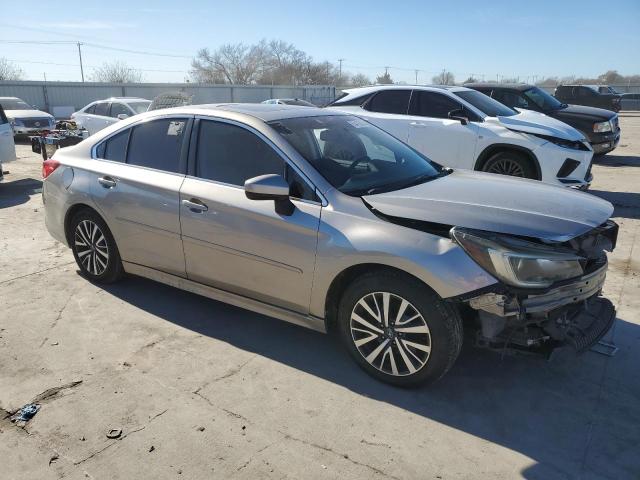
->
452, 221, 618, 354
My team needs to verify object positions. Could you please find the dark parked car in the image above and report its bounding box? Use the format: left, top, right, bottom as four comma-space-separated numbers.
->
621, 93, 640, 111
466, 83, 621, 155
554, 85, 621, 112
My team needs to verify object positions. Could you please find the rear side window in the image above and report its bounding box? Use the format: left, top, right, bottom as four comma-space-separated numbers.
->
409, 91, 463, 118
97, 129, 129, 162
366, 90, 411, 114
94, 102, 109, 116
85, 104, 96, 114
196, 120, 284, 186
127, 119, 187, 173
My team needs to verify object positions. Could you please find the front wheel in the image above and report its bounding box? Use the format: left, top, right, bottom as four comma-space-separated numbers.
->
337, 271, 463, 387
481, 151, 536, 179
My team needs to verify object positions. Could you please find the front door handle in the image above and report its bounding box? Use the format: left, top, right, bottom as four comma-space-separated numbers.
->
98, 176, 117, 188
182, 198, 208, 213
409, 121, 427, 127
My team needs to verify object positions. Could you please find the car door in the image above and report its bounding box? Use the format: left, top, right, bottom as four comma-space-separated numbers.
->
404, 90, 479, 168
87, 102, 112, 135
0, 105, 16, 163
576, 87, 598, 108
91, 116, 191, 276
358, 89, 412, 142
179, 118, 322, 314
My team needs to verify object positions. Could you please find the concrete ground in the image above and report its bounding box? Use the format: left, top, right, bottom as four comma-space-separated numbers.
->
1, 117, 639, 480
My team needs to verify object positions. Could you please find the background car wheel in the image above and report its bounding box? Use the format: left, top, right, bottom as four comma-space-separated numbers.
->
482, 151, 536, 179
337, 270, 463, 387
70, 209, 123, 284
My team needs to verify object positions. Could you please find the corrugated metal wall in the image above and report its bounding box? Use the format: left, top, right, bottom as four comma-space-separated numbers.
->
0, 81, 337, 117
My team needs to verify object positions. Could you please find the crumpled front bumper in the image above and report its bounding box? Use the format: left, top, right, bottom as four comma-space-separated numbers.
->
467, 262, 615, 351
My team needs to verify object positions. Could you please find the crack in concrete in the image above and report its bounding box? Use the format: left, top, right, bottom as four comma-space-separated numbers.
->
279, 431, 400, 479
39, 290, 77, 348
360, 438, 392, 449
0, 261, 76, 286
193, 355, 257, 396
74, 409, 168, 466
31, 380, 83, 404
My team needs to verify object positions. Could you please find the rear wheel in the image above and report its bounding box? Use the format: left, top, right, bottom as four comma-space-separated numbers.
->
337, 271, 463, 387
70, 210, 123, 283
481, 151, 536, 179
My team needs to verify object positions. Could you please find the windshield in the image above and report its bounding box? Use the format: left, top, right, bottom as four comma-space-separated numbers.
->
522, 87, 564, 110
0, 99, 33, 110
454, 90, 517, 117
282, 99, 315, 106
269, 115, 444, 196
128, 101, 151, 114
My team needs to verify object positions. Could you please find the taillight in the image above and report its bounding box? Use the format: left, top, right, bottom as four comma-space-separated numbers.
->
42, 159, 60, 179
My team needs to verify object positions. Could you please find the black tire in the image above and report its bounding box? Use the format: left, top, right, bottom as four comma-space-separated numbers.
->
337, 270, 463, 387
481, 151, 537, 179
69, 209, 124, 284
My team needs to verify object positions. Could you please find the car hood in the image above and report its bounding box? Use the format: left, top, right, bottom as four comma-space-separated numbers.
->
550, 104, 616, 122
363, 170, 613, 242
5, 109, 53, 120
488, 109, 585, 141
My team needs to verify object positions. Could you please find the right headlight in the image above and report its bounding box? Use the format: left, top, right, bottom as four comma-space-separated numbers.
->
451, 227, 584, 288
593, 121, 612, 133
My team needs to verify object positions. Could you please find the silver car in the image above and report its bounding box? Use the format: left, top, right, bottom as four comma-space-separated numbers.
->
42, 104, 618, 386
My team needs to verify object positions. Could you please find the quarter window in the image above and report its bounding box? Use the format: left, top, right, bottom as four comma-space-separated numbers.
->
85, 104, 96, 114
409, 91, 464, 118
366, 90, 411, 114
94, 102, 109, 116
126, 119, 187, 173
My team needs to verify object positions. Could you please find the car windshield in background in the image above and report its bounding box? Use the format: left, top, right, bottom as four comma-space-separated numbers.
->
129, 101, 151, 114
0, 99, 33, 110
523, 87, 564, 111
269, 115, 444, 196
454, 90, 517, 117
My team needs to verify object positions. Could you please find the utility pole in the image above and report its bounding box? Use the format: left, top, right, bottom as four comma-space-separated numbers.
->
338, 58, 345, 81
77, 42, 85, 82
414, 69, 419, 84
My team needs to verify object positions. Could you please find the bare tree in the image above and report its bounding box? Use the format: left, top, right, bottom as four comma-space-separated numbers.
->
349, 73, 371, 87
432, 70, 455, 85
90, 61, 143, 83
191, 43, 267, 84
0, 58, 25, 81
376, 71, 393, 84
462, 76, 478, 84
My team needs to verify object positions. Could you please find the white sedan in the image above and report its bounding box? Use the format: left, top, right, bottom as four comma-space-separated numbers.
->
72, 97, 151, 136
328, 85, 594, 189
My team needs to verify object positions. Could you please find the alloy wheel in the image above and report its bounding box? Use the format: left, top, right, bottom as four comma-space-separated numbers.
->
485, 158, 525, 177
350, 292, 431, 376
74, 220, 109, 276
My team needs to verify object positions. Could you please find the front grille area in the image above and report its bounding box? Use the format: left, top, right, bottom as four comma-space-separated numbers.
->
611, 115, 619, 132
21, 118, 51, 128
557, 158, 580, 178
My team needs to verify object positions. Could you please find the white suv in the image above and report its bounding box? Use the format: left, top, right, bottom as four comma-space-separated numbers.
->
72, 97, 151, 136
328, 86, 593, 188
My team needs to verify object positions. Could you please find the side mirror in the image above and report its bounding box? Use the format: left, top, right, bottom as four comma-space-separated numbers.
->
448, 109, 469, 125
117, 113, 129, 120
244, 174, 294, 216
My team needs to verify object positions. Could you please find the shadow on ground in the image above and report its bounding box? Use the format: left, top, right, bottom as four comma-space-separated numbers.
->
100, 275, 640, 480
0, 177, 43, 209
589, 190, 640, 219
593, 154, 640, 167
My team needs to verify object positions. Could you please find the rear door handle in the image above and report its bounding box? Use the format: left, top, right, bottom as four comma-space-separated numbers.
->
182, 198, 208, 213
409, 122, 428, 127
98, 176, 117, 188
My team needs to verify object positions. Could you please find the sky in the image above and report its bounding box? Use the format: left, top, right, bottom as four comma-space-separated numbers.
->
2, 0, 639, 84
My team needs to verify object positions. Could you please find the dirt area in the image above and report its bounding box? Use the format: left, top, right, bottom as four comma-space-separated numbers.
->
1, 117, 639, 479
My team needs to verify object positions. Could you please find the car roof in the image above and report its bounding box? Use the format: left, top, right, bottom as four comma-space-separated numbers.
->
149, 103, 348, 122
0, 96, 23, 100
341, 84, 472, 96
102, 97, 150, 102
464, 83, 533, 91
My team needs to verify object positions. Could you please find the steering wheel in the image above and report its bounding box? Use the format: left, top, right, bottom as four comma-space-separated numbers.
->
347, 155, 372, 173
